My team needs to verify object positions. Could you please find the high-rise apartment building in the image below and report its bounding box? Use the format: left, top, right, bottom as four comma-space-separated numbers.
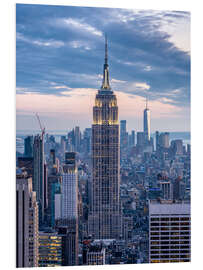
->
16, 172, 39, 267
149, 200, 191, 263
33, 134, 45, 226
143, 98, 150, 142
89, 36, 121, 239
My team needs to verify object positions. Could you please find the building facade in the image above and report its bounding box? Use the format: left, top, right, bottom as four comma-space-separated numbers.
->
16, 173, 39, 267
159, 132, 170, 149
33, 134, 45, 226
60, 152, 79, 265
24, 135, 33, 157
57, 226, 79, 266
38, 231, 62, 267
89, 36, 121, 239
47, 173, 62, 228
149, 200, 191, 263
157, 180, 173, 200
61, 152, 78, 220
86, 246, 106, 265
120, 120, 128, 149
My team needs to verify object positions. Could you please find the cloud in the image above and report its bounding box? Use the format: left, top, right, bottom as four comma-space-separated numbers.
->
32, 40, 64, 48
144, 65, 152, 71
104, 8, 190, 53
111, 78, 126, 84
145, 10, 190, 53
52, 85, 72, 90
133, 82, 150, 90
52, 17, 103, 37
110, 80, 151, 94
158, 97, 177, 104
16, 32, 65, 48
16, 5, 190, 131
69, 40, 91, 50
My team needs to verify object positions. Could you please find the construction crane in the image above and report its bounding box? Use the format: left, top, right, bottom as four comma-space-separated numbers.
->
35, 113, 45, 138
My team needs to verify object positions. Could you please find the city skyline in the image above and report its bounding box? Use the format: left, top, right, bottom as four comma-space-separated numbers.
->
16, 4, 190, 132
15, 4, 191, 267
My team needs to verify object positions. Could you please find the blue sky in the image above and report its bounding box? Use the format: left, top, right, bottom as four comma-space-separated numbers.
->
16, 4, 190, 132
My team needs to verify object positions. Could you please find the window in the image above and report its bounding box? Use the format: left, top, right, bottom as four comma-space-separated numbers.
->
151, 218, 159, 221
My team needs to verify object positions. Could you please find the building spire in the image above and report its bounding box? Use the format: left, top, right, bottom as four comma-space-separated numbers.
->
146, 96, 148, 109
105, 33, 108, 65
101, 34, 111, 90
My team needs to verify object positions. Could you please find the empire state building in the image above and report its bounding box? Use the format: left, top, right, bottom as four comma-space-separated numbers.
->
88, 36, 121, 239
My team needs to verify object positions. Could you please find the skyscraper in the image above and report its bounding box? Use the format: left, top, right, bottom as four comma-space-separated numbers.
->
171, 140, 183, 155
83, 128, 92, 154
61, 152, 78, 221
33, 134, 45, 227
57, 226, 79, 266
159, 132, 170, 148
143, 97, 150, 142
74, 126, 81, 152
47, 172, 62, 228
137, 132, 145, 146
60, 136, 66, 155
24, 135, 33, 157
120, 120, 127, 148
16, 171, 39, 267
130, 130, 135, 147
120, 120, 126, 134
155, 131, 159, 151
60, 152, 79, 265
89, 36, 121, 239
